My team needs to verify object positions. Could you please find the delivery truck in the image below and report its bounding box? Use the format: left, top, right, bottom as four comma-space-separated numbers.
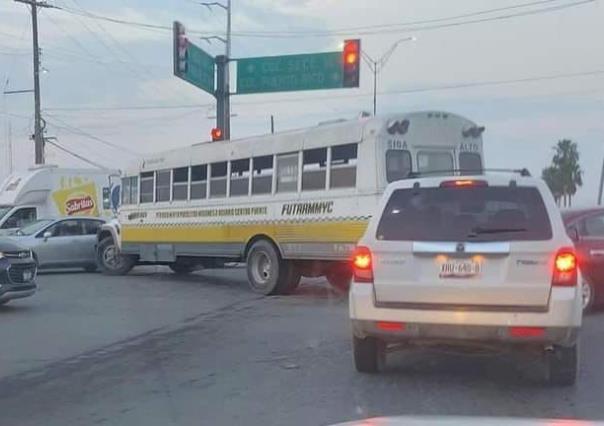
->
0, 165, 120, 235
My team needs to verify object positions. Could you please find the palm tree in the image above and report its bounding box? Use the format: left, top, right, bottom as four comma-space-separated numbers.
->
553, 139, 583, 207
542, 139, 583, 207
542, 166, 563, 205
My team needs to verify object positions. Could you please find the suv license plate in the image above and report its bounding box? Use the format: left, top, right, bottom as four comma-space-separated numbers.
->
440, 261, 481, 278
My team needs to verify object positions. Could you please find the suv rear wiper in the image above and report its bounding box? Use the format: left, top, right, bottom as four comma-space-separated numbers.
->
468, 227, 527, 237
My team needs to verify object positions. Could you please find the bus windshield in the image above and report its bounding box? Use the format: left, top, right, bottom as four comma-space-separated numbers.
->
0, 205, 13, 222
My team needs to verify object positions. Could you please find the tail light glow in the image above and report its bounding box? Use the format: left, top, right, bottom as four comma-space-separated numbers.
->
509, 327, 545, 338
440, 180, 488, 188
352, 246, 373, 283
552, 249, 577, 287
377, 321, 405, 331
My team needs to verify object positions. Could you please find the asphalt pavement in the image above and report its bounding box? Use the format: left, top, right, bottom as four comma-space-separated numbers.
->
1, 267, 603, 426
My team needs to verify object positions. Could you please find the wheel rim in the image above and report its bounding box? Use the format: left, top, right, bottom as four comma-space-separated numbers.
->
581, 280, 592, 310
250, 251, 272, 289
103, 244, 124, 270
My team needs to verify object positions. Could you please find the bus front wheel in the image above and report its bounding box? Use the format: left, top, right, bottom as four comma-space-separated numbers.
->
246, 240, 299, 296
97, 237, 136, 276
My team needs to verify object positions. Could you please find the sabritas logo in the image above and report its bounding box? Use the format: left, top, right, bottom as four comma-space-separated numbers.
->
65, 195, 95, 215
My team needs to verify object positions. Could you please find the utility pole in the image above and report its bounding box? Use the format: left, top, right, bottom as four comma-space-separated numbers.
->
361, 36, 416, 116
598, 155, 604, 205
14, 0, 54, 164
270, 115, 274, 134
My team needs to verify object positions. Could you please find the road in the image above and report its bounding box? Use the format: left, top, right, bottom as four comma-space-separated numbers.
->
1, 268, 603, 426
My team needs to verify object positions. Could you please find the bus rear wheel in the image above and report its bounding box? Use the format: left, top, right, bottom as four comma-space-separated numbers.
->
97, 237, 135, 276
246, 240, 299, 296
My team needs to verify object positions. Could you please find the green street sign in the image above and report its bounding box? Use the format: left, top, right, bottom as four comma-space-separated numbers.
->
236, 52, 344, 95
184, 43, 215, 94
173, 21, 215, 95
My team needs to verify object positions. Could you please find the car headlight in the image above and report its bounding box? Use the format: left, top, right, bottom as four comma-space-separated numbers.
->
0, 252, 4, 259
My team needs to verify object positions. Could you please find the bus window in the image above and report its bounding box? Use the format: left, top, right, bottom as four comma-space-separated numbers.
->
121, 177, 131, 205
417, 151, 453, 175
302, 148, 327, 191
121, 176, 138, 205
140, 172, 154, 203
230, 159, 250, 197
155, 170, 171, 202
330, 144, 357, 189
459, 152, 482, 173
172, 167, 189, 201
276, 153, 299, 193
210, 162, 227, 198
190, 165, 207, 200
252, 156, 273, 195
386, 150, 411, 182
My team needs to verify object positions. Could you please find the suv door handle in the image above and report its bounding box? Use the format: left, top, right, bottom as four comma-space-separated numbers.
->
589, 249, 604, 257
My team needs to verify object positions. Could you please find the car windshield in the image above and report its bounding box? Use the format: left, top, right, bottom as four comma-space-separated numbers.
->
377, 185, 552, 242
16, 219, 54, 236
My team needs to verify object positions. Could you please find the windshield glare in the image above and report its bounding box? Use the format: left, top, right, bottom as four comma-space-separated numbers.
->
17, 219, 53, 236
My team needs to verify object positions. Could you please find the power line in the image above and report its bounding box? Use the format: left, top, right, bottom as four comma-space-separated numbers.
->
46, 103, 211, 112
44, 113, 140, 156
231, 0, 565, 35
42, 68, 604, 112
52, 0, 594, 38
45, 138, 108, 168
234, 0, 597, 38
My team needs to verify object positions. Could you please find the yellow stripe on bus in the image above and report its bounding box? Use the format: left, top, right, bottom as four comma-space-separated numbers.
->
122, 220, 369, 244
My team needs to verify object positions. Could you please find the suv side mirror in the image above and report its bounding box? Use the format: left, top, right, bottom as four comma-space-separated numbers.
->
43, 231, 52, 241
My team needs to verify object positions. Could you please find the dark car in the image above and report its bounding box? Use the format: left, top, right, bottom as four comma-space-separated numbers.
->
0, 239, 38, 306
562, 207, 604, 310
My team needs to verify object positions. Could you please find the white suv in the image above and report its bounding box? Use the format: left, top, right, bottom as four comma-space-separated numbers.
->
349, 173, 582, 385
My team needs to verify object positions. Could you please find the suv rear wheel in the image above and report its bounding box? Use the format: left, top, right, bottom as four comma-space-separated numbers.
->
353, 335, 384, 374
545, 344, 578, 386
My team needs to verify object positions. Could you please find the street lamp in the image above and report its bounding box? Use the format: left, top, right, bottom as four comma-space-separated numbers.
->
362, 36, 416, 116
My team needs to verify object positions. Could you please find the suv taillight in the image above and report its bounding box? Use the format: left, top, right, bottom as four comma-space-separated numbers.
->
552, 248, 577, 287
352, 246, 373, 283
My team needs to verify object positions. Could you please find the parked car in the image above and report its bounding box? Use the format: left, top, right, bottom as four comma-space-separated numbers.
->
0, 239, 37, 305
5, 217, 106, 271
349, 173, 582, 385
562, 207, 604, 311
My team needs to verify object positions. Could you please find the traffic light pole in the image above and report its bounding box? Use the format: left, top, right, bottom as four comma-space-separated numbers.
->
215, 55, 227, 139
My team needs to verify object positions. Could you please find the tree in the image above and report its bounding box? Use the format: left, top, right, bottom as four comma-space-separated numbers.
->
542, 166, 562, 205
542, 139, 583, 207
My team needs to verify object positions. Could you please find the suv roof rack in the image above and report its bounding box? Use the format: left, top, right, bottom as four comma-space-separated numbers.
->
406, 168, 531, 179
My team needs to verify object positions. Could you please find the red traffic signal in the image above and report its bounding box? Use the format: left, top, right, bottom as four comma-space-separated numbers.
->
211, 127, 223, 141
342, 39, 361, 88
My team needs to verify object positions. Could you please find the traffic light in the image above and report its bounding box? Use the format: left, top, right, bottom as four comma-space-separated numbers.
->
211, 127, 223, 141
342, 39, 361, 88
173, 21, 188, 76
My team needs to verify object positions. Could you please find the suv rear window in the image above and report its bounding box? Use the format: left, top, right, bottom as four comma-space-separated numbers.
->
376, 186, 552, 242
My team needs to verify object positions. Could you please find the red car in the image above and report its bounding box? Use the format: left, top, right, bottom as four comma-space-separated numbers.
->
562, 207, 604, 310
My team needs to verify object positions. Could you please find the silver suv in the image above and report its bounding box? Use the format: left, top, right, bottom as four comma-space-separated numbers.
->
349, 173, 582, 385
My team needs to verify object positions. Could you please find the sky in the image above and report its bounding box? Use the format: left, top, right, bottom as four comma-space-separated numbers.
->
1, 0, 603, 205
